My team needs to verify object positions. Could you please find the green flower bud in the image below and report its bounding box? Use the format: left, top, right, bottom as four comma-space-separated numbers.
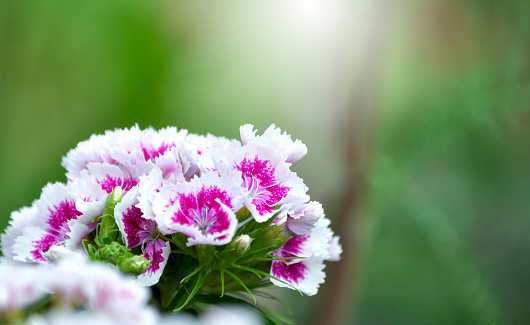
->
237, 224, 291, 264
119, 255, 151, 276
99, 187, 124, 246
216, 235, 252, 266
99, 242, 133, 264
256, 224, 291, 251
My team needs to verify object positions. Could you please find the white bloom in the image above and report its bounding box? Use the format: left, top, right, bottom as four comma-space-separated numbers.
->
0, 263, 47, 312
223, 142, 308, 223
153, 171, 244, 246
240, 124, 307, 164
270, 217, 336, 296
1, 205, 39, 260
285, 201, 324, 236
115, 185, 171, 287
327, 235, 342, 262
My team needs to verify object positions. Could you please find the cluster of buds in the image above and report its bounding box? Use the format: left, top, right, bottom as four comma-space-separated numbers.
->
1, 124, 341, 315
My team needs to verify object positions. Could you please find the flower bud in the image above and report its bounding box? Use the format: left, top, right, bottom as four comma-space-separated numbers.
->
286, 201, 322, 236
216, 235, 252, 266
237, 225, 291, 265
258, 224, 291, 251
99, 186, 123, 246
213, 235, 254, 270
99, 242, 132, 264
119, 255, 151, 276
233, 234, 251, 252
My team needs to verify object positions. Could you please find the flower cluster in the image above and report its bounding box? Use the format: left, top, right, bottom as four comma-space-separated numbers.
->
1, 124, 341, 318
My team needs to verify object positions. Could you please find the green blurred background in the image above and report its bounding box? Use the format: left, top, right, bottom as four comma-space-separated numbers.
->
1, 1, 529, 324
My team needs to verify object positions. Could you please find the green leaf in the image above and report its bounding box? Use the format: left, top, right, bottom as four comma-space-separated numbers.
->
230, 263, 262, 279
253, 290, 293, 316
229, 292, 291, 325
180, 265, 204, 283
224, 269, 257, 304
174, 271, 206, 311
257, 303, 295, 325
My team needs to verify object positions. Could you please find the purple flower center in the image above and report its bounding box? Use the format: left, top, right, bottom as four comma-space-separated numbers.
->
189, 206, 218, 235
237, 155, 290, 216
171, 186, 233, 236
122, 206, 157, 248
243, 175, 271, 204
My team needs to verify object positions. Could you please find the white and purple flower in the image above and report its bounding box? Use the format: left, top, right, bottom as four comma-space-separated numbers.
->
7, 178, 106, 263
115, 186, 170, 287
226, 143, 308, 223
153, 171, 244, 246
240, 124, 307, 164
270, 217, 338, 296
11, 183, 84, 262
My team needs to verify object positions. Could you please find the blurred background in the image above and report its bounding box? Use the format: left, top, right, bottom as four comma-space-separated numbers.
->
1, 0, 529, 324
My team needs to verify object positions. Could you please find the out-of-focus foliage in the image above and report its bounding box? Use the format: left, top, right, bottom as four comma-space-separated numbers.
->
0, 0, 529, 324
354, 1, 530, 324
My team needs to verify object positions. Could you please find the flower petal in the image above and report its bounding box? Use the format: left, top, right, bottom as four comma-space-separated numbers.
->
1, 205, 39, 260
327, 235, 342, 262
36, 183, 83, 238
115, 186, 157, 249
12, 226, 61, 262
270, 257, 325, 296
137, 239, 171, 287
136, 167, 165, 221
84, 163, 140, 195
239, 124, 307, 163
65, 200, 105, 250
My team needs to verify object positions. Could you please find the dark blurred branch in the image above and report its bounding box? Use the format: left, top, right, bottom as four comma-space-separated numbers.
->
311, 1, 394, 324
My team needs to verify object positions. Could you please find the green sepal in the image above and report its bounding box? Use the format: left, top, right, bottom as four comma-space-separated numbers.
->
82, 238, 98, 260
235, 206, 251, 223
180, 265, 204, 283
220, 269, 225, 297
171, 233, 198, 258
156, 254, 198, 311
229, 291, 295, 325
196, 244, 215, 266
